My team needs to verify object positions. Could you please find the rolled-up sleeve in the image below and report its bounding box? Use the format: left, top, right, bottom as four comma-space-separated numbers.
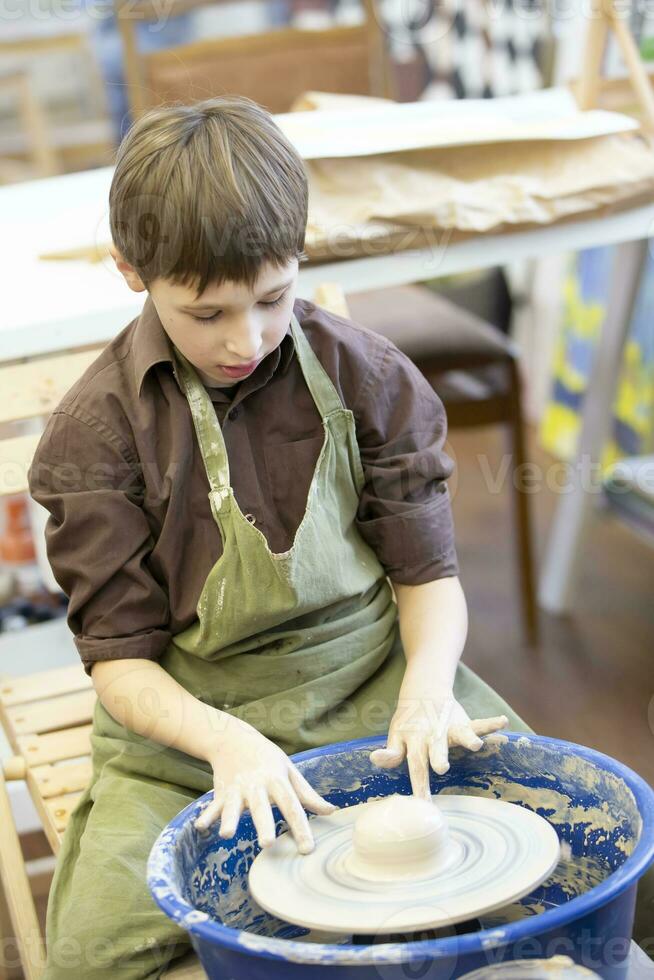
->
353, 338, 459, 584
27, 410, 171, 676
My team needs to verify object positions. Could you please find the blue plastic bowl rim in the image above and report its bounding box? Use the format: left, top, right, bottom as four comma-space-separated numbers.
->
147, 731, 654, 967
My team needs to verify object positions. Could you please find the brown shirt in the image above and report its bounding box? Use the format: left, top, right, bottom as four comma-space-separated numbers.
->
28, 295, 458, 676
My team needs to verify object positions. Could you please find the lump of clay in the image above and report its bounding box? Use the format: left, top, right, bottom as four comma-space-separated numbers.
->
346, 794, 450, 881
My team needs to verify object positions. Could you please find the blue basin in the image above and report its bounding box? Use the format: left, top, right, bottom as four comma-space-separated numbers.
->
148, 732, 654, 979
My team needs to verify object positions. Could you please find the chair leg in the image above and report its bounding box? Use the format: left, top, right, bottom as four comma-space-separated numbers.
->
507, 358, 539, 646
0, 884, 22, 980
0, 768, 47, 979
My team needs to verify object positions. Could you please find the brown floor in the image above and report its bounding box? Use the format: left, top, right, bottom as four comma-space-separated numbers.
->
450, 423, 654, 788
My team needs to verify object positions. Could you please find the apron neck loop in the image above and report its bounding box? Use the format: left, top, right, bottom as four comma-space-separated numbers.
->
289, 313, 344, 418
171, 346, 231, 492
170, 311, 346, 496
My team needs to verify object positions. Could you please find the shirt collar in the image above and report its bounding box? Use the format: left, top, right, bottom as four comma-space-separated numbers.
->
133, 293, 297, 398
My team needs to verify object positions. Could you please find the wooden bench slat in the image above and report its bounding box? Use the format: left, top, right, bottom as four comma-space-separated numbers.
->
16, 724, 93, 766
44, 791, 84, 833
26, 776, 67, 853
6, 689, 96, 736
31, 760, 93, 798
0, 664, 92, 707
0, 347, 103, 424
0, 432, 41, 496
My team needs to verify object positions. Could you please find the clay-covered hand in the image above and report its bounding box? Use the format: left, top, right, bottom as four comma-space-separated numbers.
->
194, 714, 336, 853
369, 692, 509, 799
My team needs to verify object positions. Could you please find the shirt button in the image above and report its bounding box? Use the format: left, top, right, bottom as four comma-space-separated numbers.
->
228, 407, 239, 421
244, 513, 256, 524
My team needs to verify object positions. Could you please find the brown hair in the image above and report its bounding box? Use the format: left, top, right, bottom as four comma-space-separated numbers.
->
109, 96, 308, 300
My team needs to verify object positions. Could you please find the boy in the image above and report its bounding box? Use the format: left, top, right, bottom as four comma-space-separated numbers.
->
28, 94, 534, 979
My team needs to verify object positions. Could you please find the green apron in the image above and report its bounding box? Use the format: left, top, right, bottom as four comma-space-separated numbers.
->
41, 311, 532, 979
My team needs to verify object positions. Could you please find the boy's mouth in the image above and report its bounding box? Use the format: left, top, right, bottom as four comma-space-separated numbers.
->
217, 359, 260, 379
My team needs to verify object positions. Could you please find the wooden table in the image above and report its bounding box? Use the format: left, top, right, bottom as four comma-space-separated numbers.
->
2, 164, 653, 613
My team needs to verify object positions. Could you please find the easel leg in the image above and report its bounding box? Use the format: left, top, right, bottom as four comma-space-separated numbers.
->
538, 238, 649, 614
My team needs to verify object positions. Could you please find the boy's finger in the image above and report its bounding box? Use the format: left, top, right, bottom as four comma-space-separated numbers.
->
288, 766, 337, 814
248, 785, 277, 849
194, 793, 224, 830
370, 735, 405, 768
407, 739, 431, 800
470, 715, 509, 736
216, 789, 242, 838
270, 780, 315, 854
428, 733, 450, 776
449, 724, 484, 752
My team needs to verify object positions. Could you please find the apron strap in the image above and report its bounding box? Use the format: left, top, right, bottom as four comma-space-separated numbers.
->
172, 347, 231, 491
171, 310, 348, 493
289, 312, 344, 418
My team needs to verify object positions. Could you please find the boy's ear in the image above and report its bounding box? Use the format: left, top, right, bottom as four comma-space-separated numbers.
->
109, 242, 147, 293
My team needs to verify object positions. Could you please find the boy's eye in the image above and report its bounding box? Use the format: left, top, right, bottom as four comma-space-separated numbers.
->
191, 290, 287, 323
192, 312, 221, 322
260, 292, 286, 308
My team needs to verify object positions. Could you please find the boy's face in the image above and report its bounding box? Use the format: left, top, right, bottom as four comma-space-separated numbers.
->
111, 247, 299, 387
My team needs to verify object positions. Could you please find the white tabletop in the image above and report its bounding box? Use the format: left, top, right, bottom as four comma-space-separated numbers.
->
2, 164, 654, 362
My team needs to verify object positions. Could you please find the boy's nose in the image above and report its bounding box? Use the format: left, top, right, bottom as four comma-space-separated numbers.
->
224, 320, 262, 361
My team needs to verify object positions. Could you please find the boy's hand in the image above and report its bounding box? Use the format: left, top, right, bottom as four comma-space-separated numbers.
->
370, 692, 508, 799
194, 715, 336, 854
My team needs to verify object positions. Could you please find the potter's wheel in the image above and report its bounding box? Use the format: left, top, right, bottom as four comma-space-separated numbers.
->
248, 794, 560, 935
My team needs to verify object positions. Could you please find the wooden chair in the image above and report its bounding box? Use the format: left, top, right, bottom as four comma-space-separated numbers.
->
0, 69, 60, 184
0, 285, 349, 980
344, 279, 538, 646
115, 0, 394, 119
0, 32, 114, 180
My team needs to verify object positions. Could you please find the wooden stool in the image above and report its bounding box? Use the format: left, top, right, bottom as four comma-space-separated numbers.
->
0, 662, 206, 978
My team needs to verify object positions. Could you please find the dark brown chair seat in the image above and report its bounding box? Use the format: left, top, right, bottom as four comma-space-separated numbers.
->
347, 283, 537, 645
348, 283, 517, 371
